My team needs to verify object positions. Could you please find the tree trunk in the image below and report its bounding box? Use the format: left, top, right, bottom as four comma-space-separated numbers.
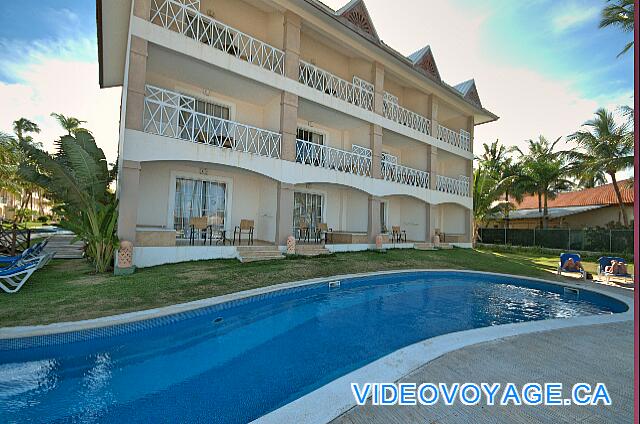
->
609, 173, 628, 226
505, 191, 510, 229
537, 192, 543, 229
543, 192, 549, 229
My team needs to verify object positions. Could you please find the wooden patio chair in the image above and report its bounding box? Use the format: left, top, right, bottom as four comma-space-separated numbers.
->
297, 219, 310, 243
392, 226, 407, 243
233, 219, 254, 245
315, 222, 332, 244
189, 217, 209, 245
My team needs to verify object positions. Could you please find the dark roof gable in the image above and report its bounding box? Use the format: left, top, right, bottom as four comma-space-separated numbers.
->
407, 45, 441, 82
336, 0, 379, 42
454, 79, 482, 108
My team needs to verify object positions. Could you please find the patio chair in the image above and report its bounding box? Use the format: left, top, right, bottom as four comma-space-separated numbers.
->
392, 226, 407, 243
315, 223, 332, 244
597, 256, 632, 284
557, 252, 586, 281
233, 219, 254, 246
297, 220, 311, 243
0, 253, 53, 294
0, 238, 49, 266
189, 217, 209, 246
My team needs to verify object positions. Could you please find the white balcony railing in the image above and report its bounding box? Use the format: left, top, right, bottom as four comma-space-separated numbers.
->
437, 124, 472, 151
381, 160, 430, 189
436, 175, 471, 197
150, 0, 285, 74
143, 85, 281, 159
295, 139, 372, 177
298, 60, 374, 111
383, 98, 431, 136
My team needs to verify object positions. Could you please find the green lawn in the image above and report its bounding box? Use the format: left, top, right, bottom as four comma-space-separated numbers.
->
0, 247, 633, 328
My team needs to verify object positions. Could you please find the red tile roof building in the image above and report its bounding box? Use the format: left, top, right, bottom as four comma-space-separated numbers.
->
514, 180, 634, 210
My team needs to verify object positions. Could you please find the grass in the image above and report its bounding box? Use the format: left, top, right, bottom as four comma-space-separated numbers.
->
0, 247, 634, 328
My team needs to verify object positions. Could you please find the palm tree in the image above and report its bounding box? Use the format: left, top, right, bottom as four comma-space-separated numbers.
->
478, 139, 510, 178
517, 136, 572, 229
472, 167, 512, 243
13, 118, 40, 143
568, 108, 634, 226
599, 0, 634, 57
50, 113, 90, 136
10, 119, 43, 220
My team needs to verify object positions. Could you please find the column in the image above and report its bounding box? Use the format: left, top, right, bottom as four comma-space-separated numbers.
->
370, 124, 383, 179
428, 94, 439, 140
275, 182, 295, 245
282, 11, 301, 80
117, 160, 141, 243
367, 196, 382, 243
465, 208, 473, 244
133, 0, 151, 20
425, 203, 436, 243
372, 62, 384, 115
466, 115, 475, 243
427, 145, 438, 190
280, 92, 299, 162
125, 36, 148, 131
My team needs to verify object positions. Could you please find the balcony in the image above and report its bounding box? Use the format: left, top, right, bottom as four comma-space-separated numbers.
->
381, 154, 430, 189
142, 85, 281, 158
435, 175, 471, 197
295, 139, 372, 177
383, 93, 431, 136
298, 60, 374, 112
149, 0, 285, 74
437, 125, 471, 152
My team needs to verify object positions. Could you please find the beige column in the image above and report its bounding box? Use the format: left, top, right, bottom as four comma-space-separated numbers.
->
465, 208, 473, 244
367, 196, 382, 243
427, 145, 438, 190
466, 115, 475, 243
428, 94, 439, 140
372, 62, 384, 115
370, 124, 383, 179
117, 160, 141, 243
125, 36, 148, 131
275, 182, 295, 245
280, 92, 299, 162
133, 0, 151, 20
283, 11, 301, 80
425, 203, 436, 242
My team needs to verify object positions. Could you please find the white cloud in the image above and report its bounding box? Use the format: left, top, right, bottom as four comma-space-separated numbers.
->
551, 4, 600, 33
0, 59, 121, 163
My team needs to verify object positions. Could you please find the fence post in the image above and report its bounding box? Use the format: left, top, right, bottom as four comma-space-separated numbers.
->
609, 229, 612, 253
11, 223, 17, 256
567, 228, 571, 250
504, 227, 507, 245
532, 228, 535, 246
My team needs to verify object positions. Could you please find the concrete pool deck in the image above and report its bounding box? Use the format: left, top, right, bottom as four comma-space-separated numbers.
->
332, 284, 634, 424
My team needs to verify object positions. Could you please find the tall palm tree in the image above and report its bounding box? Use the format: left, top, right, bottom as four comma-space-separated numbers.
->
50, 113, 90, 136
568, 108, 633, 226
599, 0, 634, 57
472, 167, 512, 243
13, 118, 40, 143
478, 139, 510, 178
517, 136, 572, 229
10, 119, 43, 220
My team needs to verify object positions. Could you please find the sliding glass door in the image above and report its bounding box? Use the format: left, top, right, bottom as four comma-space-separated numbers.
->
173, 178, 227, 239
293, 192, 323, 236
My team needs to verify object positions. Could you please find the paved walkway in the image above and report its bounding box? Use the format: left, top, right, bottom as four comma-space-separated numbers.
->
332, 319, 633, 424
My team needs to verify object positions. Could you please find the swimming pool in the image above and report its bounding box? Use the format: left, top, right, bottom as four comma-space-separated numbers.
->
0, 271, 628, 423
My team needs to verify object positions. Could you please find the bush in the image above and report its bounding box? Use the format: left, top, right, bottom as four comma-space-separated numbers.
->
37, 215, 49, 223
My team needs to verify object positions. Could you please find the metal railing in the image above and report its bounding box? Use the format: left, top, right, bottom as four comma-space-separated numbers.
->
298, 60, 374, 111
150, 0, 285, 74
383, 98, 431, 136
435, 175, 470, 197
143, 85, 281, 158
381, 160, 430, 189
295, 139, 372, 177
437, 124, 471, 151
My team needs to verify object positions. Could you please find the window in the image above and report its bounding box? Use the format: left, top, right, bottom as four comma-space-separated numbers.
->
173, 178, 227, 239
380, 202, 388, 233
293, 192, 323, 235
179, 97, 231, 144
296, 128, 324, 166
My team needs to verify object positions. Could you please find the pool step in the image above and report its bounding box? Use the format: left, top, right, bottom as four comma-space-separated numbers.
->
294, 245, 331, 256
414, 243, 436, 251
436, 243, 453, 250
236, 246, 284, 263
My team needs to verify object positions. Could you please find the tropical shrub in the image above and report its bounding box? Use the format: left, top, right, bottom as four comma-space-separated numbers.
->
19, 131, 118, 273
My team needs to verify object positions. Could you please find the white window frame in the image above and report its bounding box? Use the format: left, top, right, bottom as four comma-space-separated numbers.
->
292, 187, 327, 232
380, 200, 389, 233
296, 123, 328, 145
174, 85, 237, 121
167, 171, 234, 234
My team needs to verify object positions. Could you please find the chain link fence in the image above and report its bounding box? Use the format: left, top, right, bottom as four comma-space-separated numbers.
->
479, 228, 634, 255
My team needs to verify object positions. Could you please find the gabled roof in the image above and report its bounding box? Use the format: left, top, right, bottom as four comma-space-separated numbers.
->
407, 45, 441, 82
454, 79, 482, 108
514, 180, 634, 210
335, 0, 379, 42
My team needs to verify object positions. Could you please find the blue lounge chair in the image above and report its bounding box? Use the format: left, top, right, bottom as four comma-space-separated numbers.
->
0, 238, 49, 266
597, 256, 633, 284
557, 252, 586, 280
0, 253, 53, 294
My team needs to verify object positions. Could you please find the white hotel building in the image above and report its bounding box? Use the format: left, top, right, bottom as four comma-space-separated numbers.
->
97, 0, 498, 267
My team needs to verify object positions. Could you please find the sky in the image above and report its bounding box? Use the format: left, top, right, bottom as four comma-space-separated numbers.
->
0, 0, 634, 170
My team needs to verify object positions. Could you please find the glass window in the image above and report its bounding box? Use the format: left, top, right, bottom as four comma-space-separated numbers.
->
174, 178, 227, 239
296, 128, 324, 166
380, 202, 388, 233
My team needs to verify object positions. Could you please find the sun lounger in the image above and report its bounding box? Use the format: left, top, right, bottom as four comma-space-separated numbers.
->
0, 238, 49, 266
0, 253, 53, 294
597, 256, 633, 284
557, 252, 586, 280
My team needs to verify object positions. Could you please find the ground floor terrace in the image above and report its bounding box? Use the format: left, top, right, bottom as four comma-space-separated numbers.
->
119, 160, 472, 268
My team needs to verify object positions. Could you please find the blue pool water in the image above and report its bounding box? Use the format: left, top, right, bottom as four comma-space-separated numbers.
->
0, 272, 627, 423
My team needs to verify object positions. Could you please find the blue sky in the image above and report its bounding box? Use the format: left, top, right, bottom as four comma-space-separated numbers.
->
0, 0, 634, 163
